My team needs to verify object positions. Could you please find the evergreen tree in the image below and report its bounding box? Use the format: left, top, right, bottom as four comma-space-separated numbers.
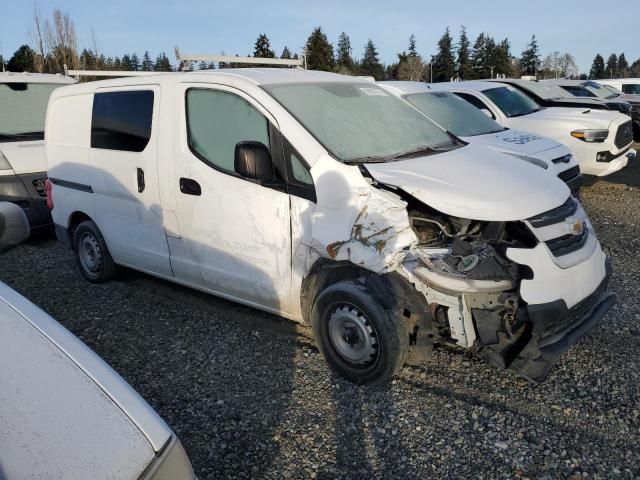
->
605, 53, 618, 78
469, 33, 487, 79
431, 27, 456, 82
113, 57, 122, 70
589, 54, 605, 79
520, 34, 541, 76
335, 32, 355, 73
130, 53, 140, 71
618, 53, 629, 78
280, 46, 292, 59
305, 27, 334, 71
630, 58, 640, 78
359, 39, 385, 80
408, 34, 418, 57
7, 45, 36, 72
491, 39, 514, 78
154, 53, 172, 71
141, 51, 153, 71
121, 53, 133, 71
456, 26, 471, 80
253, 33, 275, 58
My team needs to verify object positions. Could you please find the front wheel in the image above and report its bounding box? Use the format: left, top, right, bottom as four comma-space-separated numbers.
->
73, 220, 117, 283
311, 279, 409, 385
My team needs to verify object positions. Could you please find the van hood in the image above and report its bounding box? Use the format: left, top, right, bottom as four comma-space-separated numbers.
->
513, 107, 621, 129
365, 144, 569, 221
463, 128, 562, 157
0, 141, 46, 175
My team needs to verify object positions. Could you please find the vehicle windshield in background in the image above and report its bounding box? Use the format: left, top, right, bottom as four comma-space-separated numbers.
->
264, 82, 459, 163
583, 81, 616, 99
519, 82, 569, 100
601, 84, 622, 96
0, 83, 60, 141
405, 91, 505, 137
482, 86, 541, 117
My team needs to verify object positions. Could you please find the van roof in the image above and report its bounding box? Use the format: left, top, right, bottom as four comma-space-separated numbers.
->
0, 72, 76, 85
52, 68, 364, 94
377, 81, 434, 95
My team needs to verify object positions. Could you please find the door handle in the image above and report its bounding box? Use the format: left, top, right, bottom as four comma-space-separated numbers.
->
180, 178, 201, 196
137, 168, 145, 193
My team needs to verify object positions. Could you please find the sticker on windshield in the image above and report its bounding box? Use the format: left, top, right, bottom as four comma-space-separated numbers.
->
360, 87, 389, 96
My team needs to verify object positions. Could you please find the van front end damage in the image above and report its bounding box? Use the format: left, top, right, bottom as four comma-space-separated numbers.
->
396, 194, 615, 382
302, 158, 613, 382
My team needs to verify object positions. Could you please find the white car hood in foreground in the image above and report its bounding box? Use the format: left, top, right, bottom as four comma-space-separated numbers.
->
365, 144, 569, 221
464, 129, 563, 157
0, 140, 46, 175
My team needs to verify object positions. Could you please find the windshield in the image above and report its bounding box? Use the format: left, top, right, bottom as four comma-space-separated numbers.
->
582, 81, 616, 99
0, 83, 60, 141
405, 91, 504, 137
602, 84, 622, 96
264, 82, 458, 162
516, 82, 569, 100
482, 86, 541, 117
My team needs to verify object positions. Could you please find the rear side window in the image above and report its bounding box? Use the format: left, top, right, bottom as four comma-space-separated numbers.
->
454, 92, 496, 119
622, 84, 640, 95
91, 91, 154, 152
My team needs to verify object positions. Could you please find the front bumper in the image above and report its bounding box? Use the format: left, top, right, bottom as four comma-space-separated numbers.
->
0, 172, 52, 231
477, 258, 614, 383
593, 148, 634, 177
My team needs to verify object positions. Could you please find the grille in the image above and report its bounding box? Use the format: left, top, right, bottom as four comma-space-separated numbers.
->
544, 227, 588, 257
527, 197, 577, 228
614, 120, 633, 149
541, 279, 607, 342
557, 166, 580, 183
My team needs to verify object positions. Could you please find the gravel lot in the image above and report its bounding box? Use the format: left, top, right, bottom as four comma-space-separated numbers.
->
2, 156, 640, 479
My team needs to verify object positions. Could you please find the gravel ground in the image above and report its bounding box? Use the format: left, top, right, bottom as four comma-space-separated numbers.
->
2, 157, 640, 479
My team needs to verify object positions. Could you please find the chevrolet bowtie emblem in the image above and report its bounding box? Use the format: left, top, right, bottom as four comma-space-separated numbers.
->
572, 220, 586, 235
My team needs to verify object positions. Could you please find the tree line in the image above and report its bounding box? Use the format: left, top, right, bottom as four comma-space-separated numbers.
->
588, 53, 640, 79
2, 7, 639, 82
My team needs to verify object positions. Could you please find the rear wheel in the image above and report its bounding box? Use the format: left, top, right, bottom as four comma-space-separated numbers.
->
73, 220, 117, 283
312, 279, 409, 385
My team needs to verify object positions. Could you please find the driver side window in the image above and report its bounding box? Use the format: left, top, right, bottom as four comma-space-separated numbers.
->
186, 89, 270, 173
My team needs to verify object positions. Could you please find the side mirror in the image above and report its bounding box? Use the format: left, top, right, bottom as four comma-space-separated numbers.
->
480, 108, 493, 118
234, 141, 273, 181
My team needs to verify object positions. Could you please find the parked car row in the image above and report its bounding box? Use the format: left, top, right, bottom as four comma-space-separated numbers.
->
37, 69, 619, 386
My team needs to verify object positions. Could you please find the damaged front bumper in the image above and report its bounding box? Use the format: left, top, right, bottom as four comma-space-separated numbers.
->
477, 258, 614, 383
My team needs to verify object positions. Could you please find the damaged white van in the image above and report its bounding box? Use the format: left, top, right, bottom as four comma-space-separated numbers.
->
46, 70, 614, 384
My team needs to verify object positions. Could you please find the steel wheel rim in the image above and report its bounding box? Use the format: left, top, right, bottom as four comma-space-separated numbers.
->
328, 304, 378, 367
79, 232, 102, 276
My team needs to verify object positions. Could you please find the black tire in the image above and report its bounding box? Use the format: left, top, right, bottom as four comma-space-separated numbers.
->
311, 279, 409, 385
73, 220, 117, 283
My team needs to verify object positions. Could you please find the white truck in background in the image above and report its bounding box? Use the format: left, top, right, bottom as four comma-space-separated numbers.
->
378, 81, 582, 195
429, 81, 635, 177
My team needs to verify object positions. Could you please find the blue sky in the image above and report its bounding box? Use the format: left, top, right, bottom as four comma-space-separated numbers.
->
1, 0, 639, 73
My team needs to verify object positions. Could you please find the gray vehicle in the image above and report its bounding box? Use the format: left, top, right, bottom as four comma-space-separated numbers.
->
0, 203, 195, 480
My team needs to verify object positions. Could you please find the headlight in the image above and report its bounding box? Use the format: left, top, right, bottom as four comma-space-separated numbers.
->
0, 151, 13, 171
570, 129, 609, 143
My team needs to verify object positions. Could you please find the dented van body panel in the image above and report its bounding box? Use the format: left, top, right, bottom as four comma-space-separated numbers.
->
46, 69, 613, 383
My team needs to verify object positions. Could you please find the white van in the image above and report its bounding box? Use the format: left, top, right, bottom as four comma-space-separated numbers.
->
0, 72, 75, 231
46, 70, 614, 384
378, 81, 581, 194
597, 78, 640, 96
428, 81, 635, 177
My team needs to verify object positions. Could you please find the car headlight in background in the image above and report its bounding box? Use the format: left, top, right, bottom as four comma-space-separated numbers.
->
0, 151, 13, 171
570, 129, 609, 143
